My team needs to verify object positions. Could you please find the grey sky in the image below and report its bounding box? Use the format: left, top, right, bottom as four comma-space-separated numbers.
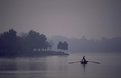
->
0, 0, 121, 39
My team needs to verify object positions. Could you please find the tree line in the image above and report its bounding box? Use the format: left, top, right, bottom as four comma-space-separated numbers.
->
0, 29, 68, 57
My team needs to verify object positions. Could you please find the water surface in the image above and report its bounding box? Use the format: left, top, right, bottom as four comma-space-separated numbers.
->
0, 52, 121, 78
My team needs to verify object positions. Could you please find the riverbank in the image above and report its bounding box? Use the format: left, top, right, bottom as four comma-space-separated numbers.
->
0, 50, 69, 58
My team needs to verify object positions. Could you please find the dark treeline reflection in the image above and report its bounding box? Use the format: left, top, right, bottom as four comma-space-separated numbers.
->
0, 29, 68, 57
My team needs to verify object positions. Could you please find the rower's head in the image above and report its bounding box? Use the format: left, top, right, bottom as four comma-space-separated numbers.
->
83, 56, 85, 58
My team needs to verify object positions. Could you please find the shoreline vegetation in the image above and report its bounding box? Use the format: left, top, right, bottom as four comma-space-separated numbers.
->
0, 50, 69, 58
0, 29, 69, 58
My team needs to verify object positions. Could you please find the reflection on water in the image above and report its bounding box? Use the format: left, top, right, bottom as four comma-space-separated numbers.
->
81, 63, 86, 72
0, 52, 121, 78
0, 57, 47, 78
0, 58, 47, 71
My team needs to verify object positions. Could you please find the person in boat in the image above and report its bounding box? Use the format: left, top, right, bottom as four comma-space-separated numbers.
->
81, 56, 87, 62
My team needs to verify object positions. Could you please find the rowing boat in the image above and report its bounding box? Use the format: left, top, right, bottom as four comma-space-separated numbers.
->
81, 61, 88, 64
69, 60, 100, 64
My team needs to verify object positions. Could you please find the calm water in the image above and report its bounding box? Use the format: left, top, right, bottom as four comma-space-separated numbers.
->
0, 52, 121, 78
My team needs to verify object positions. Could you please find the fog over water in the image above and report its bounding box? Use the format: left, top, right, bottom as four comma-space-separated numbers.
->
0, 52, 121, 78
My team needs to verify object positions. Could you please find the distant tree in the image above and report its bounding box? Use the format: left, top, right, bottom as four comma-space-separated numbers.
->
17, 30, 50, 52
57, 41, 63, 51
63, 41, 68, 51
39, 34, 48, 51
22, 30, 40, 51
47, 40, 54, 51
57, 41, 68, 52
0, 29, 20, 56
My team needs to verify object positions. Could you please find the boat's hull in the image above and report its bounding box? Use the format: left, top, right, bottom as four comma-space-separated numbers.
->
81, 61, 88, 64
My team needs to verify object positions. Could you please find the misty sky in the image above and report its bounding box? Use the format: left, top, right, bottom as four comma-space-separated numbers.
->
0, 0, 121, 39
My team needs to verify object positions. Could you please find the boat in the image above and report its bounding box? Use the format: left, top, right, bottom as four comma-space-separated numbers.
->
69, 60, 100, 64
81, 61, 88, 64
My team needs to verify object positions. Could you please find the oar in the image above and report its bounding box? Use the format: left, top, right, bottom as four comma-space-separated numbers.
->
69, 61, 100, 64
88, 61, 100, 64
68, 61, 81, 64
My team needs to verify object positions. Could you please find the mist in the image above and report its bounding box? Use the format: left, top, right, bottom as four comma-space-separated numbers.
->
0, 0, 121, 39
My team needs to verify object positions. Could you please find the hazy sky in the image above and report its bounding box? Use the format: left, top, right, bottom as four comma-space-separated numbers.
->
0, 0, 121, 39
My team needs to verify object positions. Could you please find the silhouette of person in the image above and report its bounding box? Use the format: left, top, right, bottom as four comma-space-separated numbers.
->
82, 56, 86, 62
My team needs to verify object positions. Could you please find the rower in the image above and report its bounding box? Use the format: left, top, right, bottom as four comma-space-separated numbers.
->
82, 56, 86, 62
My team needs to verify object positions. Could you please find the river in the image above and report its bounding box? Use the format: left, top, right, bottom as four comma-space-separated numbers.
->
0, 52, 121, 78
